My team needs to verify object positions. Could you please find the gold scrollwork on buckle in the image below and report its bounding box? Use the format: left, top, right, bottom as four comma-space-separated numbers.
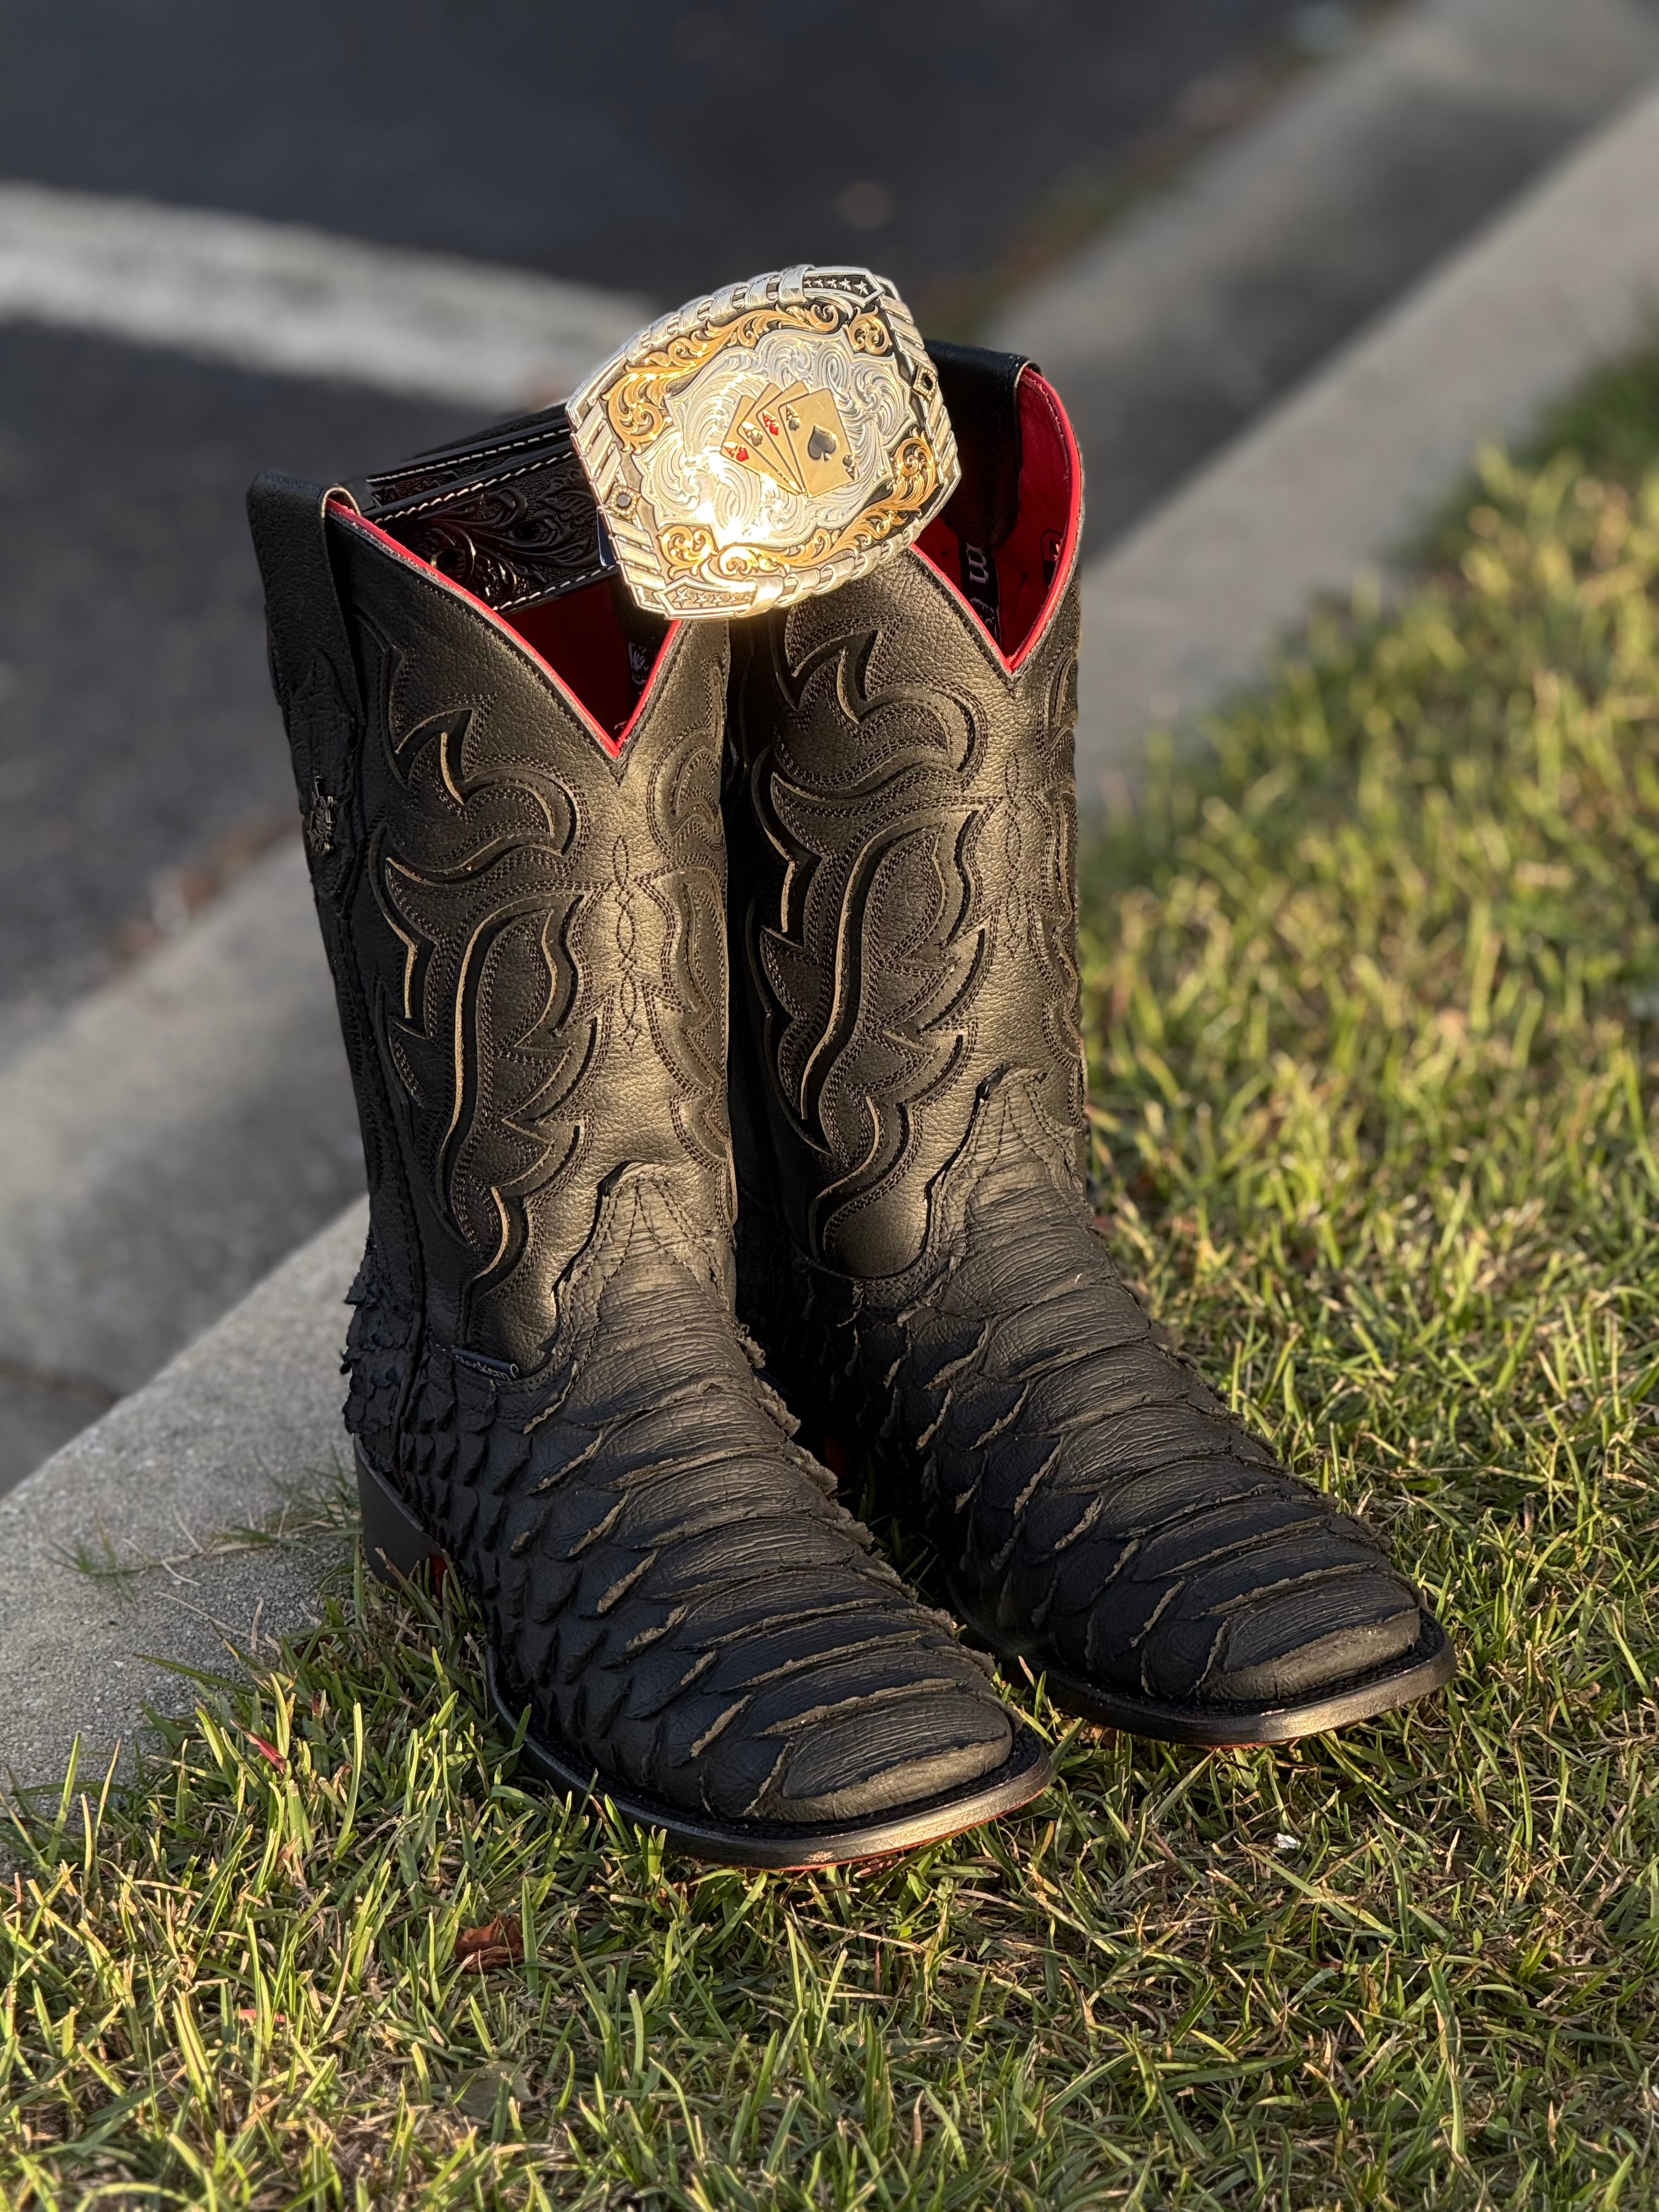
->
566, 266, 959, 620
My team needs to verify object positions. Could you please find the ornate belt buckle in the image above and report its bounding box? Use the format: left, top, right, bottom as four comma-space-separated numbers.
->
566, 265, 959, 619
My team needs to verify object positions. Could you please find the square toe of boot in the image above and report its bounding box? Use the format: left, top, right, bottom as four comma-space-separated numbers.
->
1193, 1575, 1426, 1706
767, 1694, 1014, 1824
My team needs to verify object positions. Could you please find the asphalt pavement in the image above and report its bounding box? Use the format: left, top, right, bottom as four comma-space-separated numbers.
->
0, 0, 1315, 1050
0, 0, 1313, 319
0, 329, 466, 1057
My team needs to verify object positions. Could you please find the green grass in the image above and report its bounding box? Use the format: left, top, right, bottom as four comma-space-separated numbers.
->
8, 389, 1659, 2208
1530, 340, 1659, 492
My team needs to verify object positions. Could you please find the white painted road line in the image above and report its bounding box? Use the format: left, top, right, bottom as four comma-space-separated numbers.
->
0, 182, 648, 407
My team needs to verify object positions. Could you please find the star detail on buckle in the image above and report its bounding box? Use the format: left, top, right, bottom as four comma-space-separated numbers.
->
565, 265, 960, 619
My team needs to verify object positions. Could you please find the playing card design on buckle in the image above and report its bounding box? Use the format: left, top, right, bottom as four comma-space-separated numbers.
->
566, 266, 959, 619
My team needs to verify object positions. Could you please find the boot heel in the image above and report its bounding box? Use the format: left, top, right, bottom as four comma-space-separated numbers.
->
356, 1447, 447, 1585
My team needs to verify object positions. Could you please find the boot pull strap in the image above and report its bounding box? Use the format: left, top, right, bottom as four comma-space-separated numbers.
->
246, 471, 363, 883
246, 471, 362, 716
925, 341, 1034, 554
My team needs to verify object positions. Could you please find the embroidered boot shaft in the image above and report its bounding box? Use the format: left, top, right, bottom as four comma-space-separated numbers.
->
247, 433, 1047, 1864
725, 346, 1454, 1743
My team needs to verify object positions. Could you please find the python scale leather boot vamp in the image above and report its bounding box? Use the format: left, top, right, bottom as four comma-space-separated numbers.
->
247, 422, 1048, 1865
725, 346, 1455, 1743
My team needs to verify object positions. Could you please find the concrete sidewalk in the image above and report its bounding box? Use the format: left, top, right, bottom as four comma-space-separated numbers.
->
1073, 75, 1659, 802
995, 0, 1659, 543
0, 840, 359, 1494
0, 1204, 362, 1796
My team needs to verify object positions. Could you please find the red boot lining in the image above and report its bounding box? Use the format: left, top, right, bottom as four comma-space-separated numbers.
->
509, 583, 648, 743
916, 370, 1081, 670
327, 501, 672, 759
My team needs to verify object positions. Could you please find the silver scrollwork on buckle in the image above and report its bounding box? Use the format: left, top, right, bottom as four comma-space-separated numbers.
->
566, 265, 960, 620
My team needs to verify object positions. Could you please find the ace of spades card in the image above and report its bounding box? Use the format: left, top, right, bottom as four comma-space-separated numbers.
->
776, 386, 855, 495
723, 380, 854, 498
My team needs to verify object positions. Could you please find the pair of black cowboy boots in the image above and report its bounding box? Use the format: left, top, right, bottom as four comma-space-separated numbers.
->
249, 269, 1452, 1869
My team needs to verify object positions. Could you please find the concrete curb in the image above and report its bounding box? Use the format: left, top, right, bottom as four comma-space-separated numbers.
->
1071, 77, 1659, 802
992, 0, 1659, 546
0, 839, 360, 1495
0, 1201, 363, 1794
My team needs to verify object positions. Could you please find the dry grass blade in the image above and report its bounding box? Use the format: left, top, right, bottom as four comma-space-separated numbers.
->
454, 1915, 526, 1973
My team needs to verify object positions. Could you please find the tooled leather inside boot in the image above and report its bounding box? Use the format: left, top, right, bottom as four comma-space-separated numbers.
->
247, 425, 1048, 1860
724, 346, 1453, 1742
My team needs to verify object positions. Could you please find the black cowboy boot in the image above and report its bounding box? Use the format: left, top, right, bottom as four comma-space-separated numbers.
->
246, 400, 1047, 1866
725, 344, 1455, 1745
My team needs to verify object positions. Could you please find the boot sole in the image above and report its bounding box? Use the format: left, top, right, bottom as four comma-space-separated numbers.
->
957, 1592, 1457, 1747
357, 1446, 1052, 1869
